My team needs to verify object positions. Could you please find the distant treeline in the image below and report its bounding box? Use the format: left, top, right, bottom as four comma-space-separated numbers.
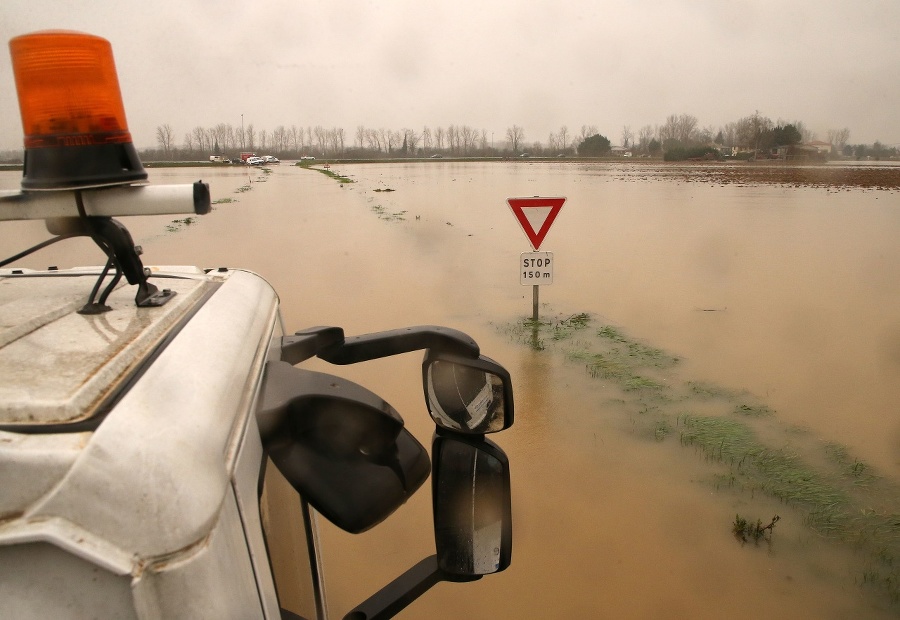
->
1, 111, 896, 164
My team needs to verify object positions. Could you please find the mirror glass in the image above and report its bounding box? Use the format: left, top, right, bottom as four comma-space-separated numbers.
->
433, 435, 511, 576
425, 356, 511, 433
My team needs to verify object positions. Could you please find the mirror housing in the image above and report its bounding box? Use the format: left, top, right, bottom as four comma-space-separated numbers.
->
258, 361, 430, 533
432, 432, 512, 576
422, 352, 514, 434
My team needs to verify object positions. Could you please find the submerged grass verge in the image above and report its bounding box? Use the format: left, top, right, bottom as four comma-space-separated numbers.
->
297, 161, 354, 184
370, 204, 407, 222
165, 217, 196, 233
497, 309, 900, 609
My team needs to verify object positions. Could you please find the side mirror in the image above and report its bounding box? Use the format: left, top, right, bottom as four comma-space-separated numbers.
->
258, 361, 431, 533
432, 432, 512, 576
422, 352, 514, 433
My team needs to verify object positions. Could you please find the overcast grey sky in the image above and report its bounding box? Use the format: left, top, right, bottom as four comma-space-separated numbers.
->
2, 0, 898, 151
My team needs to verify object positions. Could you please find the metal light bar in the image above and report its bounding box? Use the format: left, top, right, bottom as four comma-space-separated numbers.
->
0, 182, 210, 221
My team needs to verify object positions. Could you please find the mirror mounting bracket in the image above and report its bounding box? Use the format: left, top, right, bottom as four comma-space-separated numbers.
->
342, 555, 479, 620
280, 326, 346, 365
281, 325, 480, 366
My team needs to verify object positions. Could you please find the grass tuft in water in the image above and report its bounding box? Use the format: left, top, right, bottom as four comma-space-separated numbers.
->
733, 403, 775, 417
825, 442, 878, 486
687, 381, 741, 399
165, 217, 196, 233
733, 514, 780, 544
552, 313, 592, 340
654, 420, 672, 441
370, 204, 407, 222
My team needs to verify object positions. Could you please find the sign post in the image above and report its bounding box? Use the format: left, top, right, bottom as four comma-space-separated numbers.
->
507, 197, 565, 322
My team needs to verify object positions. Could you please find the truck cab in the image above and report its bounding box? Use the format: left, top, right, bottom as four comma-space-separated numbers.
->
0, 30, 514, 619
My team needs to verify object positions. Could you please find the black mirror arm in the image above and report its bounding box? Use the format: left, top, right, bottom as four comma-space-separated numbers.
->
282, 326, 480, 366
342, 555, 479, 620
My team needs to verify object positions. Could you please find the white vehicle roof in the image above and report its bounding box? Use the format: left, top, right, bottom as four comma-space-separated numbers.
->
0, 266, 279, 567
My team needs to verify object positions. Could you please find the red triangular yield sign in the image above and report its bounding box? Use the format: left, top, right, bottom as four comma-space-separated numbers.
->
507, 196, 566, 251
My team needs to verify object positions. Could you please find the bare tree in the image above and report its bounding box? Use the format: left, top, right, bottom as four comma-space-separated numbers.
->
405, 128, 420, 155
833, 127, 850, 151
271, 127, 281, 152
659, 114, 698, 145
557, 126, 570, 152
211, 123, 229, 152
356, 125, 366, 150
245, 124, 256, 150
506, 125, 524, 153
225, 124, 237, 150
697, 125, 715, 145
434, 126, 445, 151
422, 126, 432, 153
290, 125, 301, 153
314, 126, 327, 156
447, 125, 459, 154
156, 124, 175, 159
461, 126, 477, 154
366, 128, 382, 153
387, 130, 402, 153
638, 125, 654, 151
547, 133, 558, 152
621, 125, 633, 148
328, 127, 345, 155
183, 132, 193, 152
736, 111, 772, 153
191, 126, 207, 153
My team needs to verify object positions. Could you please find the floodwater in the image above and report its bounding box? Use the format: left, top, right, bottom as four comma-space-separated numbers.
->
1, 161, 898, 618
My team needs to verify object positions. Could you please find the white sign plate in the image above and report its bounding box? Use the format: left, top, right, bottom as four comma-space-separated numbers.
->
521, 251, 553, 285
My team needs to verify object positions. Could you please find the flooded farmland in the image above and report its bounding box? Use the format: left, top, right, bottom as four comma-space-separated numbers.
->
1, 160, 898, 618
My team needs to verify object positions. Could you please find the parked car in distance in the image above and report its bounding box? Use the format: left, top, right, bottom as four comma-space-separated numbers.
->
262, 155, 280, 164
246, 156, 264, 165
300, 155, 316, 160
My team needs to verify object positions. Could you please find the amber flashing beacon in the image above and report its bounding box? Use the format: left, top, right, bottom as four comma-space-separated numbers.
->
9, 30, 147, 190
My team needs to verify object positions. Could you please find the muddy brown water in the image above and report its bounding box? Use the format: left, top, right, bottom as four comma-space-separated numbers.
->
1, 162, 898, 618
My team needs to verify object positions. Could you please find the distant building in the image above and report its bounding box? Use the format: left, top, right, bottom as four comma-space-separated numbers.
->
775, 144, 827, 161
806, 140, 833, 155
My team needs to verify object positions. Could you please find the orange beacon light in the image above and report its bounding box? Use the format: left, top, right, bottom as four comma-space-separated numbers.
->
9, 30, 147, 190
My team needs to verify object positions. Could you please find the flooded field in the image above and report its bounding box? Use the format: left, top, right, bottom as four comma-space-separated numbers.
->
1, 160, 898, 618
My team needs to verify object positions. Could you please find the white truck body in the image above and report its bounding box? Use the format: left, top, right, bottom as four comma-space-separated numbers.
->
0, 266, 295, 618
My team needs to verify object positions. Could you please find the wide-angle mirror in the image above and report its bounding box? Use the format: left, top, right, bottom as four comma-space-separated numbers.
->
431, 432, 512, 576
422, 352, 514, 434
258, 362, 430, 533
